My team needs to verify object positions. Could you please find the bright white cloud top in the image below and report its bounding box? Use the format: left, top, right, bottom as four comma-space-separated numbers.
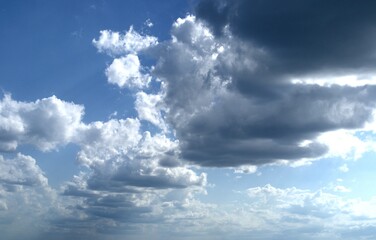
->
105, 54, 152, 89
1, 1, 376, 239
92, 27, 158, 56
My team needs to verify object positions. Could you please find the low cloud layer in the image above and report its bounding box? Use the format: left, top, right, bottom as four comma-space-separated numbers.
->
0, 154, 55, 240
0, 93, 206, 238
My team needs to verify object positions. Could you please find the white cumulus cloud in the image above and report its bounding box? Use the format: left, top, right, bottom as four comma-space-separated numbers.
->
106, 54, 152, 89
0, 153, 48, 189
92, 27, 158, 56
0, 94, 84, 152
135, 91, 166, 129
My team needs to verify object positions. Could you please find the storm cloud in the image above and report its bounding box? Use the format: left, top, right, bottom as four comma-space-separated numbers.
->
196, 0, 376, 76
148, 2, 376, 167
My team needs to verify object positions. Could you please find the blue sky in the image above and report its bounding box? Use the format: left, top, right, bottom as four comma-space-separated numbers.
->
1, 0, 376, 239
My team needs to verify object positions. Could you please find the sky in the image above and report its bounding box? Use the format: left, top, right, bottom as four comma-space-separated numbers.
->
1, 0, 376, 239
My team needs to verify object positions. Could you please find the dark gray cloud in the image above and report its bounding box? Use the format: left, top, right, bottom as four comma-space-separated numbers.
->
60, 177, 204, 236
177, 84, 376, 166
151, 11, 376, 167
61, 184, 158, 228
83, 195, 154, 222
196, 0, 376, 76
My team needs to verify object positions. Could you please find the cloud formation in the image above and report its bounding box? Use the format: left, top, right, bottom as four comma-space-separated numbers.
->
93, 27, 158, 89
242, 184, 376, 239
0, 154, 56, 240
93, 27, 158, 56
135, 91, 166, 130
0, 91, 206, 238
148, 15, 376, 167
0, 153, 48, 191
2, 2, 376, 238
0, 94, 84, 152
105, 54, 152, 89
74, 118, 206, 190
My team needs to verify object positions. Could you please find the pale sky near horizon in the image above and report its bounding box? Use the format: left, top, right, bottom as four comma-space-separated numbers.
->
1, 1, 376, 239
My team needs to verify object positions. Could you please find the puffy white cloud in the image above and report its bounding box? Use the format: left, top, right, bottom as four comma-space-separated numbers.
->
75, 118, 206, 189
135, 91, 166, 129
106, 54, 152, 89
0, 94, 84, 152
76, 118, 142, 167
317, 129, 375, 161
172, 15, 214, 47
94, 27, 158, 90
0, 153, 48, 188
92, 27, 158, 56
233, 165, 257, 174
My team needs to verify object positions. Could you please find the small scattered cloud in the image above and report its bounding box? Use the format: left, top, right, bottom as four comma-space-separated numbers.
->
333, 185, 351, 193
233, 165, 257, 174
144, 19, 154, 28
92, 27, 158, 56
339, 164, 350, 173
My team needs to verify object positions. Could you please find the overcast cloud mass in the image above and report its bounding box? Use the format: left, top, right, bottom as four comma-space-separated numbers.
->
1, 0, 376, 239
